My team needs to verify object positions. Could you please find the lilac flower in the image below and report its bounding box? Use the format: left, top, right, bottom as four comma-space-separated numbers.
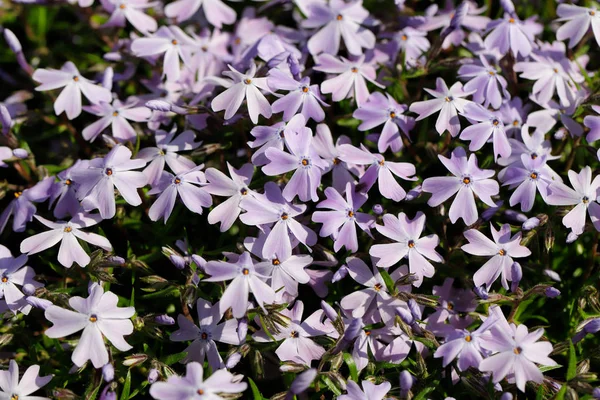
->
479, 324, 557, 392
302, 0, 375, 56
460, 103, 511, 161
210, 63, 272, 124
409, 78, 474, 137
314, 54, 383, 107
556, 4, 600, 48
338, 380, 391, 400
205, 163, 255, 232
239, 182, 317, 258
338, 144, 417, 202
171, 298, 240, 369
497, 125, 559, 170
0, 360, 52, 400
49, 160, 89, 219
421, 1, 490, 49
20, 213, 112, 268
0, 177, 54, 235
288, 368, 317, 398
100, 0, 157, 33
388, 27, 430, 68
164, 0, 235, 26
546, 166, 600, 235
131, 26, 196, 82
457, 55, 508, 110
426, 278, 476, 335
268, 69, 327, 122
422, 147, 499, 225
253, 245, 312, 299
253, 301, 328, 365
45, 284, 135, 368
484, 13, 534, 58
312, 183, 375, 253
370, 211, 442, 287
498, 97, 531, 137
136, 129, 201, 186
203, 252, 275, 318
149, 362, 247, 399
462, 224, 531, 290
71, 145, 147, 219
0, 147, 12, 167
32, 62, 112, 120
353, 92, 415, 153
0, 245, 43, 315
583, 105, 600, 144
82, 98, 151, 142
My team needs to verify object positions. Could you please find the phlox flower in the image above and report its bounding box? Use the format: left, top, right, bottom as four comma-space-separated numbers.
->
0, 177, 54, 235
82, 98, 151, 142
203, 252, 275, 318
461, 223, 531, 290
338, 380, 391, 400
32, 61, 112, 120
100, 0, 157, 33
497, 97, 530, 137
426, 278, 476, 335
248, 121, 292, 166
164, 0, 235, 26
457, 55, 508, 110
171, 298, 240, 369
49, 160, 89, 219
0, 360, 52, 400
555, 4, 600, 48
583, 105, 600, 144
0, 245, 43, 315
526, 98, 584, 138
44, 284, 135, 368
268, 69, 327, 122
253, 243, 312, 299
484, 12, 534, 58
388, 27, 430, 68
20, 213, 112, 268
369, 211, 442, 287
497, 125, 559, 170
460, 103, 511, 161
422, 147, 499, 225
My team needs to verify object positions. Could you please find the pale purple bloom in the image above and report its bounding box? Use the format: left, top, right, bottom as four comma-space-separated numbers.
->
82, 98, 151, 142
555, 4, 600, 48
353, 92, 415, 153
421, 1, 490, 49
370, 211, 442, 287
422, 147, 499, 225
248, 121, 289, 166
460, 103, 511, 161
409, 78, 474, 137
32, 62, 111, 120
131, 26, 196, 82
302, 0, 375, 56
253, 246, 312, 299
20, 213, 112, 268
338, 144, 417, 202
149, 362, 247, 400
479, 324, 557, 392
288, 368, 317, 397
0, 360, 52, 400
0, 147, 12, 167
338, 380, 391, 400
136, 129, 201, 186
388, 27, 430, 68
0, 176, 54, 235
49, 160, 89, 219
426, 278, 476, 335
312, 183, 375, 253
462, 224, 531, 290
268, 69, 327, 122
0, 245, 43, 315
239, 182, 317, 258
171, 298, 240, 369
458, 55, 508, 109
205, 163, 255, 232
262, 115, 327, 202
312, 124, 360, 193
498, 97, 530, 137
203, 252, 275, 318
314, 54, 383, 107
546, 166, 600, 235
148, 166, 212, 223
484, 13, 534, 58
497, 125, 559, 170
100, 0, 157, 33
45, 284, 135, 368
583, 105, 600, 143
72, 144, 147, 219
210, 63, 272, 124
164, 0, 235, 26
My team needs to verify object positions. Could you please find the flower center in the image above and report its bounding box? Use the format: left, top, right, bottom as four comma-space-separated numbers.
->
488, 70, 495, 76
336, 14, 343, 20
347, 210, 354, 218
240, 188, 248, 195
201, 332, 208, 340
553, 68, 559, 73
281, 213, 288, 220
201, 45, 208, 52
1, 277, 8, 283
105, 168, 113, 176
378, 159, 385, 166
197, 389, 204, 395
11, 395, 18, 400
498, 249, 506, 256
508, 18, 515, 23
445, 96, 453, 102
492, 119, 500, 126
389, 111, 396, 119
590, 10, 596, 16
447, 302, 454, 310
351, 67, 358, 73
73, 76, 79, 82
465, 335, 472, 342
272, 258, 280, 265
89, 314, 98, 322
64, 226, 72, 233
365, 330, 371, 336
290, 330, 299, 338
408, 240, 415, 248
301, 158, 309, 166
401, 34, 407, 41
244, 78, 252, 85
513, 120, 519, 126
171, 39, 178, 45
234, 38, 241, 45
333, 157, 340, 165
302, 86, 309, 93
531, 153, 538, 159
119, 3, 125, 8
462, 177, 471, 185
14, 191, 22, 198
530, 172, 538, 180
112, 111, 119, 117
242, 268, 250, 275
174, 178, 181, 185
582, 196, 589, 204
513, 346, 522, 354
374, 283, 382, 292
65, 179, 72, 185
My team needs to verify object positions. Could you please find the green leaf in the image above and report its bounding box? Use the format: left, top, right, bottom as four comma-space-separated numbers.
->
343, 353, 358, 382
161, 351, 187, 366
539, 364, 563, 373
140, 286, 180, 300
554, 384, 567, 400
413, 383, 438, 400
321, 375, 342, 396
248, 378, 264, 400
120, 370, 131, 400
566, 340, 577, 381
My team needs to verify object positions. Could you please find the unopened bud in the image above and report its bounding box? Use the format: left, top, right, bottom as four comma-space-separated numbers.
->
343, 318, 362, 342
147, 368, 159, 384
408, 299, 421, 320
566, 232, 579, 243
154, 315, 175, 325
320, 300, 338, 322
332, 265, 348, 283
26, 296, 53, 310
238, 318, 248, 343
145, 100, 172, 112
522, 217, 540, 231
122, 354, 148, 367
405, 186, 422, 201
169, 254, 186, 270
545, 287, 561, 298
290, 368, 317, 395
584, 318, 600, 334
102, 363, 114, 382
1, 105, 12, 135
4, 29, 22, 54
22, 283, 36, 295
504, 209, 527, 223
544, 269, 561, 282
225, 352, 242, 369
399, 370, 415, 396
372, 204, 384, 214
396, 306, 414, 325
99, 385, 116, 400
510, 262, 522, 293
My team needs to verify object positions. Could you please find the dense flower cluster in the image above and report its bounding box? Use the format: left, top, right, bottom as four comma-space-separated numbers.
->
0, 0, 599, 399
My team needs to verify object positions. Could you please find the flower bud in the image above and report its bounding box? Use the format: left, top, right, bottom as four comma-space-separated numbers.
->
4, 29, 22, 53
503, 209, 527, 223
225, 352, 242, 369
481, 201, 503, 221
154, 315, 175, 325
102, 67, 113, 91
500, 393, 513, 400
405, 186, 422, 201
238, 318, 248, 343
408, 299, 421, 320
449, 2, 469, 30
522, 217, 540, 231
26, 296, 53, 310
147, 368, 159, 384
290, 368, 317, 395
0, 105, 12, 135
474, 285, 488, 300
566, 232, 579, 243
592, 387, 600, 399
99, 385, 116, 400
343, 318, 362, 342
169, 254, 186, 270
320, 300, 338, 322
372, 204, 384, 215
122, 354, 148, 367
22, 283, 36, 296
280, 362, 309, 373
584, 318, 600, 334
500, 0, 515, 15
396, 306, 414, 325
572, 330, 586, 344
145, 100, 172, 112
544, 269, 561, 282
510, 262, 522, 293
287, 54, 302, 81
554, 128, 566, 140
399, 370, 415, 393
12, 148, 28, 159
545, 287, 561, 298
331, 265, 348, 283
102, 363, 114, 382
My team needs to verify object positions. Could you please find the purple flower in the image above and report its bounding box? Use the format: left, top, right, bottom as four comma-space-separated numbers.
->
248, 121, 289, 166
479, 324, 557, 392
583, 105, 600, 143
527, 98, 584, 138
422, 147, 499, 225
148, 166, 212, 223
100, 0, 157, 33
210, 63, 272, 124
262, 115, 327, 202
20, 213, 112, 268
71, 144, 147, 219
45, 284, 135, 368
205, 163, 255, 232
353, 92, 415, 153
460, 103, 511, 161
484, 13, 534, 58
253, 246, 312, 300
556, 4, 600, 48
338, 144, 417, 202
312, 183, 375, 253
338, 380, 391, 400
32, 62, 112, 120
82, 98, 151, 142
546, 166, 600, 235
0, 360, 52, 400
457, 55, 508, 110
409, 78, 474, 137
497, 125, 559, 170
288, 368, 317, 397
302, 0, 375, 56
268, 69, 327, 122
0, 177, 54, 234
462, 224, 531, 290
203, 252, 275, 318
388, 27, 430, 68
171, 298, 240, 369
314, 54, 383, 107
149, 362, 247, 399
370, 211, 442, 287
136, 129, 201, 186
0, 245, 43, 315
426, 278, 476, 335
164, 0, 235, 26
49, 160, 89, 219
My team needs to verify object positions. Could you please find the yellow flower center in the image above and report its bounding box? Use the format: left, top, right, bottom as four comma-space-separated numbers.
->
64, 226, 72, 233
244, 78, 252, 85
14, 192, 22, 198
408, 240, 415, 248
281, 213, 288, 220
119, 3, 125, 8
171, 39, 178, 45
530, 172, 538, 179
488, 71, 495, 76
105, 168, 113, 176
513, 120, 519, 126
498, 249, 506, 256
174, 178, 181, 184
290, 331, 299, 338
65, 179, 72, 185
347, 210, 354, 218
508, 18, 515, 23
112, 111, 119, 117
336, 14, 343, 20
302, 86, 309, 93
242, 268, 250, 275
374, 283, 382, 292
89, 315, 98, 322
272, 258, 280, 265
389, 112, 396, 118
301, 158, 309, 166
240, 188, 248, 195
462, 177, 471, 185
73, 76, 79, 82
465, 335, 472, 342
513, 346, 522, 354
201, 332, 208, 340
197, 389, 204, 395
1, 277, 8, 283
401, 34, 407, 41
351, 67, 358, 73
